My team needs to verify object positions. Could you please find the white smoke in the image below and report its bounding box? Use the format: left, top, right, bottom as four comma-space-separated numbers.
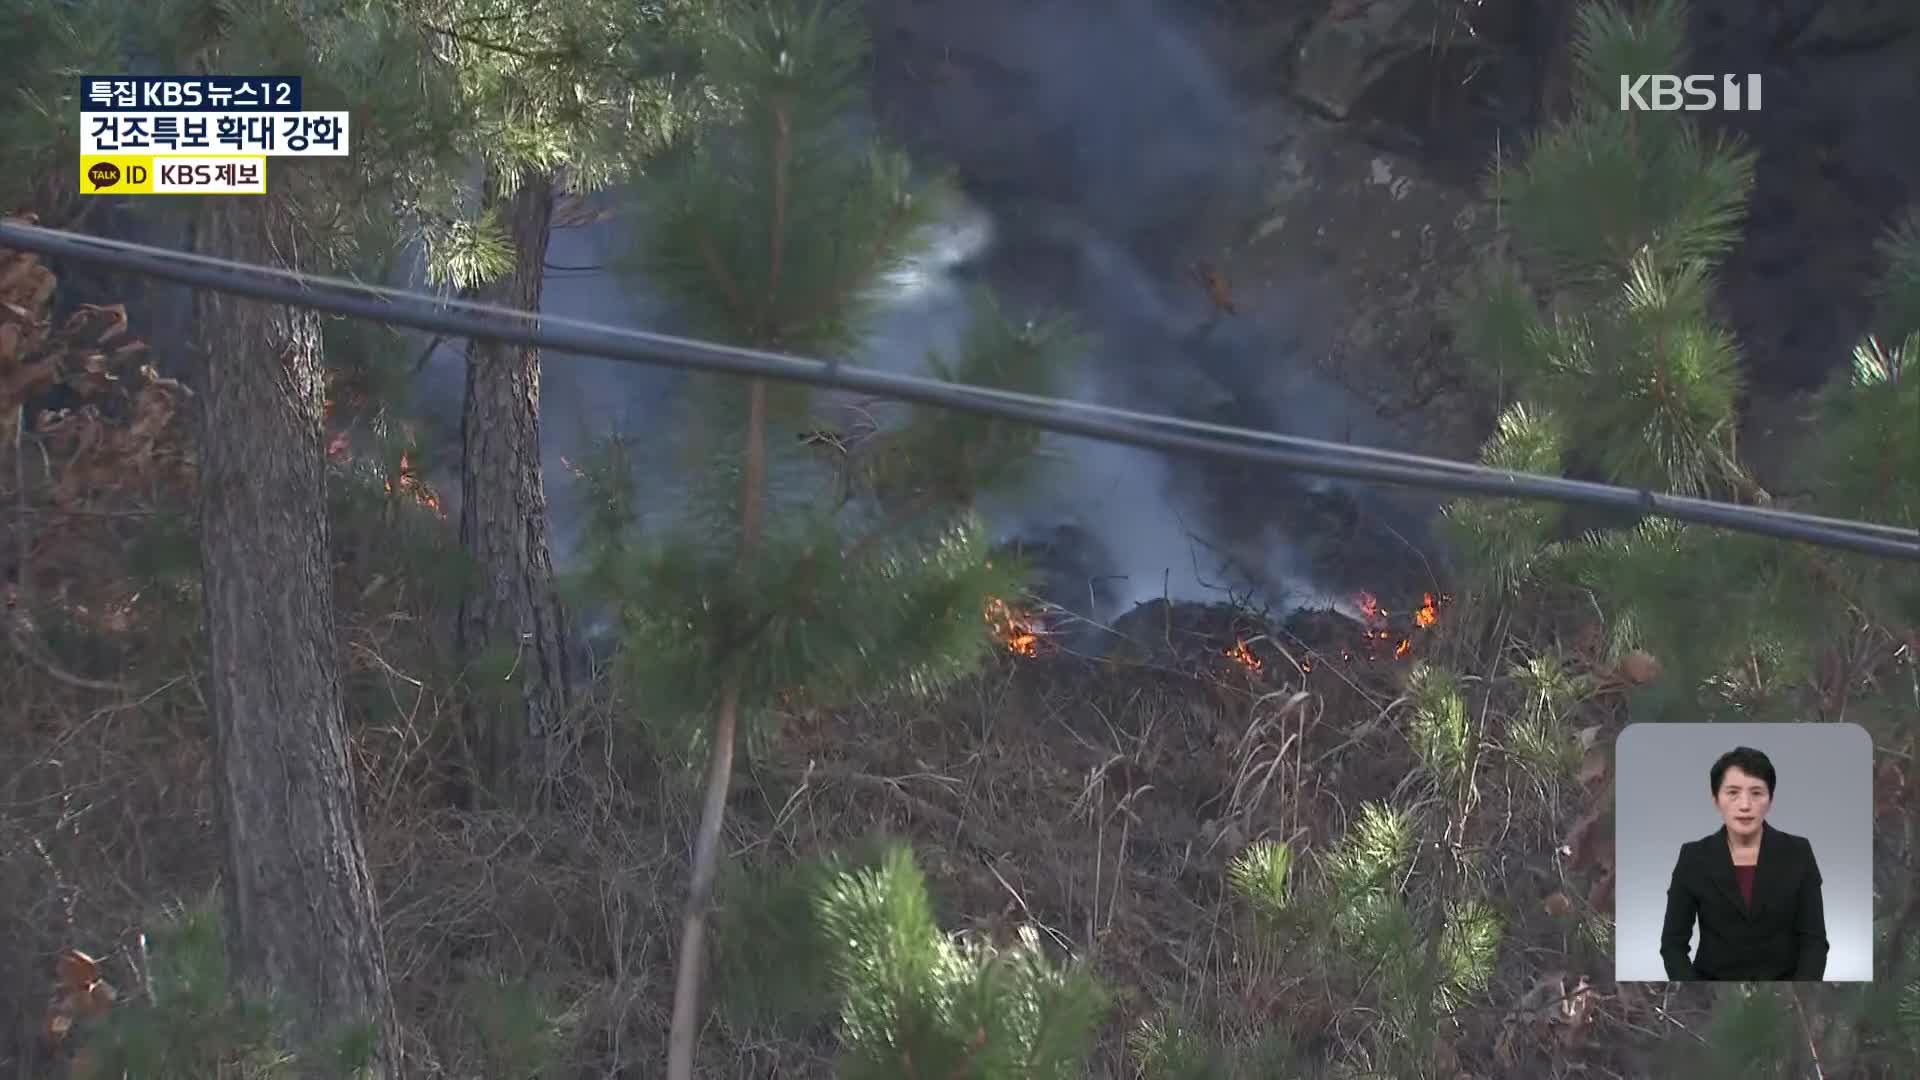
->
416, 0, 1441, 632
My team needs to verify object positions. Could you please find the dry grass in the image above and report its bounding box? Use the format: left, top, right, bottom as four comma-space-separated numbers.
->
5, 517, 1918, 1077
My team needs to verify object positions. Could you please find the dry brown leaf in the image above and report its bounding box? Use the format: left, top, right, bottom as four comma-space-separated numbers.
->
79, 979, 116, 1019
2, 357, 59, 409
56, 949, 99, 993
1543, 891, 1574, 917
0, 254, 37, 296
80, 303, 128, 345
1619, 650, 1661, 684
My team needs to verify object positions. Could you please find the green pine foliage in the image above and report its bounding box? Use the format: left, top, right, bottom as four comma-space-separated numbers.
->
1803, 331, 1920, 533
814, 847, 1106, 1079
1801, 329, 1920, 630
632, 1, 926, 355
79, 903, 376, 1078
708, 845, 868, 1027
0, 0, 125, 215
408, 0, 713, 189
1226, 839, 1294, 929
79, 905, 568, 1078
578, 4, 1084, 1072
1129, 1014, 1229, 1080
709, 842, 1117, 1073
400, 0, 721, 287
109, 0, 472, 269
1444, 0, 1917, 726
1458, 0, 1756, 497
1566, 520, 1819, 714
1878, 211, 1920, 340
1899, 978, 1920, 1054
1321, 802, 1417, 915
1405, 661, 1472, 787
585, 0, 1081, 763
585, 502, 1029, 759
1129, 1015, 1297, 1080
1312, 803, 1502, 1052
1687, 986, 1795, 1078
1509, 0, 1755, 291
1439, 402, 1568, 592
1505, 650, 1587, 778
457, 978, 574, 1080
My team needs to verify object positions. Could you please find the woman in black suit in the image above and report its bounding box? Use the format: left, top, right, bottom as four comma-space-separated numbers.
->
1660, 746, 1829, 981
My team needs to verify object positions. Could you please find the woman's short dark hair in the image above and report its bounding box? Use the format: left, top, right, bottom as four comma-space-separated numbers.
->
1710, 746, 1776, 795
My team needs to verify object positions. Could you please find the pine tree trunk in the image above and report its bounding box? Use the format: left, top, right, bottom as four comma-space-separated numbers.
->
666, 679, 740, 1079
455, 168, 574, 807
193, 192, 401, 1074
667, 378, 769, 1080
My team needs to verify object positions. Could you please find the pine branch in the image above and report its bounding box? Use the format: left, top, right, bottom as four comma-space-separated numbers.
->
422, 21, 557, 63
775, 192, 920, 341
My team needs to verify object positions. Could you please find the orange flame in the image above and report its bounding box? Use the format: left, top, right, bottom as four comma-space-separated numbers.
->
385, 451, 444, 517
1345, 589, 1450, 664
1226, 639, 1262, 674
984, 597, 1040, 656
1414, 592, 1439, 629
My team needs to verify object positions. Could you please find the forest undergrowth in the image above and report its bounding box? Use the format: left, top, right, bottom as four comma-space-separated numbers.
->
6, 221, 1915, 1079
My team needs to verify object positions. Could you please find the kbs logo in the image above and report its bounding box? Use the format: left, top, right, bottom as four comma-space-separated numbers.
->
1619, 74, 1762, 112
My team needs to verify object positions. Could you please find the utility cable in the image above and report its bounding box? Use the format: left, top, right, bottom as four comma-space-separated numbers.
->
2, 219, 1916, 562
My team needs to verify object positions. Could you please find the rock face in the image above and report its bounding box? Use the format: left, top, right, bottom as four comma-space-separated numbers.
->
1681, 0, 1920, 393
1255, 0, 1920, 400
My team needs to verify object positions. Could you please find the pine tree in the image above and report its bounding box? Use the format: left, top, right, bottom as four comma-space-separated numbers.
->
397, 0, 720, 806
166, 3, 480, 1069
573, 3, 1082, 1073
2, 1, 476, 1069
1445, 0, 1917, 726
1, 0, 125, 220
815, 848, 1106, 1079
1452, 0, 1757, 501
703, 844, 1108, 1077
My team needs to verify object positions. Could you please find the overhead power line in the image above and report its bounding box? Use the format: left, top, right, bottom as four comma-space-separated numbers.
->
2, 220, 1916, 563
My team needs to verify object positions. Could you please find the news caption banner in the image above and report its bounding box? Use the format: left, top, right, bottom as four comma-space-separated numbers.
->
77, 76, 349, 197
